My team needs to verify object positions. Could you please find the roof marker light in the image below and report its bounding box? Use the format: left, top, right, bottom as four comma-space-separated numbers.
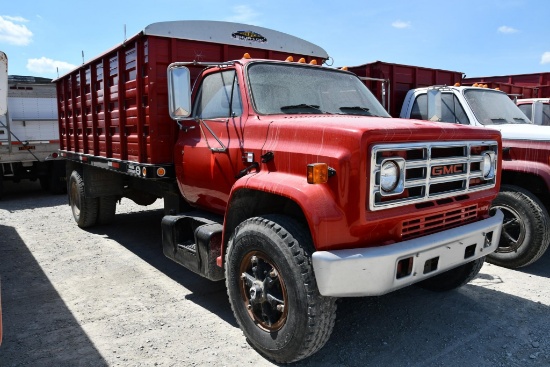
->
454, 82, 461, 87
285, 56, 294, 62
242, 53, 251, 59
298, 58, 306, 63
341, 66, 348, 71
309, 60, 318, 65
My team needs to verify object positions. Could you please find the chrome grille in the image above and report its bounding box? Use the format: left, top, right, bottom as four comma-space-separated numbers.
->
369, 141, 498, 210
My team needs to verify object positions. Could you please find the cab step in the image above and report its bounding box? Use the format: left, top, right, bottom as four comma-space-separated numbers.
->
161, 212, 224, 281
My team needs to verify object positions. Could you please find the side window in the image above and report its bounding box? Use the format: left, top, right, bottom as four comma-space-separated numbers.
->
194, 70, 242, 119
543, 104, 550, 126
517, 104, 532, 121
410, 94, 427, 120
410, 93, 469, 124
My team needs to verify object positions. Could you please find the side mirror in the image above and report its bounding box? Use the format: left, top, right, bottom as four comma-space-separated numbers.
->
167, 64, 191, 120
427, 89, 442, 122
0, 51, 7, 116
532, 100, 543, 125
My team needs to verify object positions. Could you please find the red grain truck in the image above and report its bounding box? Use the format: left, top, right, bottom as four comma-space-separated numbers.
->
350, 61, 550, 268
56, 21, 504, 363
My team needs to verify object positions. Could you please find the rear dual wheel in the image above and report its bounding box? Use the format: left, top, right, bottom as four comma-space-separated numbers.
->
69, 170, 117, 228
225, 215, 337, 363
69, 171, 98, 228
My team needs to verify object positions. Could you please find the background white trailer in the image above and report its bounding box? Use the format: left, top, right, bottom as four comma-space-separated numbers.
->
0, 75, 65, 198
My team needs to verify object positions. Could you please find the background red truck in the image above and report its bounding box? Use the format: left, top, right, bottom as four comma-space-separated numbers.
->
55, 21, 503, 363
349, 61, 550, 268
463, 71, 550, 99
0, 50, 7, 346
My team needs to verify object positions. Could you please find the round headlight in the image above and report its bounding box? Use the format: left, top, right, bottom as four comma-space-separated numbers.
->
482, 153, 493, 178
381, 160, 399, 192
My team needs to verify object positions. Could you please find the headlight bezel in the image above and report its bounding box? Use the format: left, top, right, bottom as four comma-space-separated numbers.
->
379, 158, 406, 196
481, 151, 496, 180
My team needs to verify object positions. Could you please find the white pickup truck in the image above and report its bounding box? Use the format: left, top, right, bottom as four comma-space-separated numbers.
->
400, 85, 550, 268
0, 74, 65, 198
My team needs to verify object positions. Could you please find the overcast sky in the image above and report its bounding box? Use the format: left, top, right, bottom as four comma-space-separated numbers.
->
1, 0, 549, 79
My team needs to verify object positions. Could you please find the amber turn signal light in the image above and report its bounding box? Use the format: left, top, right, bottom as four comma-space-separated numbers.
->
307, 163, 329, 184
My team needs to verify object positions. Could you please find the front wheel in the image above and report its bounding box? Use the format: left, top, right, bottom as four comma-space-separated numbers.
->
488, 185, 550, 268
225, 216, 337, 363
417, 257, 485, 292
69, 170, 98, 228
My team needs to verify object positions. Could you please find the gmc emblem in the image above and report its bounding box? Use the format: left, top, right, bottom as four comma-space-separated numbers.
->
432, 164, 463, 176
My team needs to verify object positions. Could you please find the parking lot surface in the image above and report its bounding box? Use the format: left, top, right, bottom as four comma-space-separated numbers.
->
0, 181, 548, 366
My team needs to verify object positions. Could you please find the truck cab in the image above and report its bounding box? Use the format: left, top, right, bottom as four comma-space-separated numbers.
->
400, 85, 550, 268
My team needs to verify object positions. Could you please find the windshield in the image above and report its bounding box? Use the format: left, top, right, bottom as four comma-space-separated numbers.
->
247, 62, 390, 117
463, 89, 531, 125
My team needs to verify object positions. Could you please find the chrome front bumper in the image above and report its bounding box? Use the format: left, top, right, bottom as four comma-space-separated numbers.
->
312, 209, 503, 297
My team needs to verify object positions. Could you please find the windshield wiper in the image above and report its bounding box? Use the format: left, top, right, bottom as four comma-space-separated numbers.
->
489, 118, 508, 125
339, 106, 374, 116
490, 117, 530, 125
280, 103, 321, 111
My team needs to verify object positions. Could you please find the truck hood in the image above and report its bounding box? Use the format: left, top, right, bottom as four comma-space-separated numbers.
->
264, 115, 501, 142
484, 124, 550, 141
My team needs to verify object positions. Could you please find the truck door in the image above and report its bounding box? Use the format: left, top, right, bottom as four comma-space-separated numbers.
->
176, 69, 245, 213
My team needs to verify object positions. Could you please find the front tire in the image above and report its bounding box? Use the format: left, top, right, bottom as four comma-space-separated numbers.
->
69, 170, 98, 228
488, 185, 550, 268
225, 216, 337, 363
417, 257, 485, 292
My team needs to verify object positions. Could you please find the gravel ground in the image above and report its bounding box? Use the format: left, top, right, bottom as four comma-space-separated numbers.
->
0, 180, 549, 367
